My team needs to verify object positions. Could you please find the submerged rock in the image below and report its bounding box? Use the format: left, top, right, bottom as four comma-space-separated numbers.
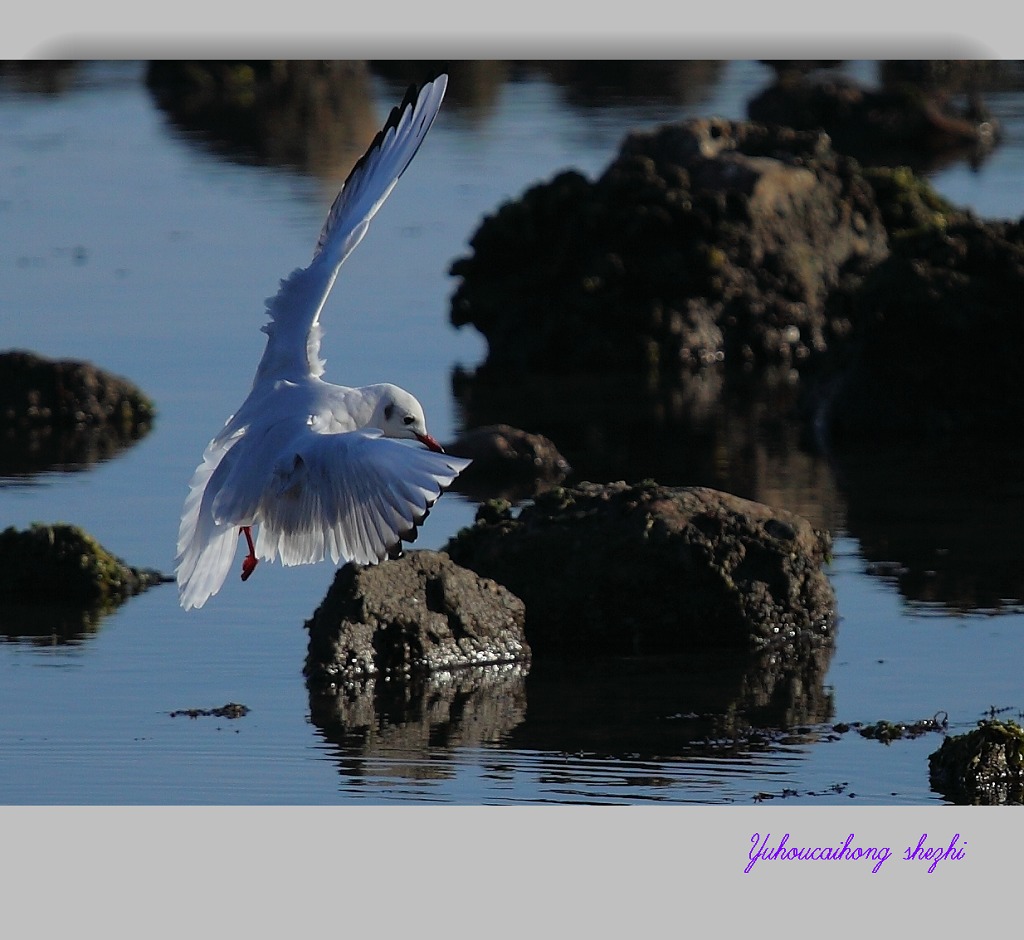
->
444, 481, 836, 659
304, 550, 530, 685
929, 719, 1024, 805
446, 423, 572, 501
0, 349, 155, 474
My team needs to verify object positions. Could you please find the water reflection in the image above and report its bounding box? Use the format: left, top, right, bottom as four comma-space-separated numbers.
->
142, 59, 729, 183
522, 61, 724, 108
452, 367, 845, 532
309, 665, 529, 783
372, 61, 510, 115
308, 638, 835, 791
454, 361, 1024, 619
834, 439, 1024, 613
0, 61, 78, 96
0, 424, 150, 476
507, 650, 835, 758
1, 603, 108, 645
145, 60, 381, 177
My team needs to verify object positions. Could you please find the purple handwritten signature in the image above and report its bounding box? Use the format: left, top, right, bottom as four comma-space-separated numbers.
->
746, 832, 967, 874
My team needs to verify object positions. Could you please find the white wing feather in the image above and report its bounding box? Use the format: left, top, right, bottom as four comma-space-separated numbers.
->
255, 73, 448, 383
255, 428, 471, 567
175, 426, 248, 611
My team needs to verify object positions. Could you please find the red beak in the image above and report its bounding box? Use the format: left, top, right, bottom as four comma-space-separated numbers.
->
416, 432, 445, 453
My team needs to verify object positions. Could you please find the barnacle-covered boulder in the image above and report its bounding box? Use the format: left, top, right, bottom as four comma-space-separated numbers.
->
304, 550, 529, 685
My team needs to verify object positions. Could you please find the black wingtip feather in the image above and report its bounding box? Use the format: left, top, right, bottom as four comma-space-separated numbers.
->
344, 71, 448, 191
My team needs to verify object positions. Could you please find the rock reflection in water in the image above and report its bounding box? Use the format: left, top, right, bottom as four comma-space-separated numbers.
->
0, 604, 106, 646
509, 649, 835, 760
0, 425, 150, 477
453, 368, 844, 532
145, 61, 380, 177
835, 439, 1024, 613
308, 665, 528, 784
527, 61, 724, 108
308, 633, 834, 789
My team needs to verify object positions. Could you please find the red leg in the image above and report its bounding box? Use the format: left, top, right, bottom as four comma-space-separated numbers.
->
240, 526, 258, 581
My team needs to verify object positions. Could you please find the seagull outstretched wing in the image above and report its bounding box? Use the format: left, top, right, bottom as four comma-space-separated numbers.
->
255, 73, 448, 384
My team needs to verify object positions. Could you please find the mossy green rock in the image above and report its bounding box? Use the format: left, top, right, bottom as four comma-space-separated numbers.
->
0, 523, 167, 607
928, 719, 1024, 805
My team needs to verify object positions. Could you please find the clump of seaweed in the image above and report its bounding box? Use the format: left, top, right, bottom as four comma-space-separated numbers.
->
169, 703, 250, 720
857, 712, 948, 744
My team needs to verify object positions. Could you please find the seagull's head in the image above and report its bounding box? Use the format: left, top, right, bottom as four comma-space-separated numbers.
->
372, 384, 445, 452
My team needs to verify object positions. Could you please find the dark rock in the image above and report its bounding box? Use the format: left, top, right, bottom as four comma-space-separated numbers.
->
0, 523, 170, 642
748, 70, 1001, 171
444, 481, 836, 659
0, 349, 155, 474
304, 550, 530, 685
816, 213, 1024, 443
929, 719, 1024, 805
449, 118, 887, 384
446, 423, 572, 500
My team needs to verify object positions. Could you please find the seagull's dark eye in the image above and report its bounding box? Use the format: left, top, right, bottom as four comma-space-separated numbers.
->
384, 403, 394, 420
402, 415, 415, 425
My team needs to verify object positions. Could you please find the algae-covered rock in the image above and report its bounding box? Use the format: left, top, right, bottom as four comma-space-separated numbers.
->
928, 719, 1024, 805
860, 165, 961, 240
0, 524, 169, 641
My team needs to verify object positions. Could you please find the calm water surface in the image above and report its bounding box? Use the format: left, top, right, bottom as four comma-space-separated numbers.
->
2, 60, 1024, 805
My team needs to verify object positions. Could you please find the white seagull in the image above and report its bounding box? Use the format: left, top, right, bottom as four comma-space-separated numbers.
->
175, 72, 469, 611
